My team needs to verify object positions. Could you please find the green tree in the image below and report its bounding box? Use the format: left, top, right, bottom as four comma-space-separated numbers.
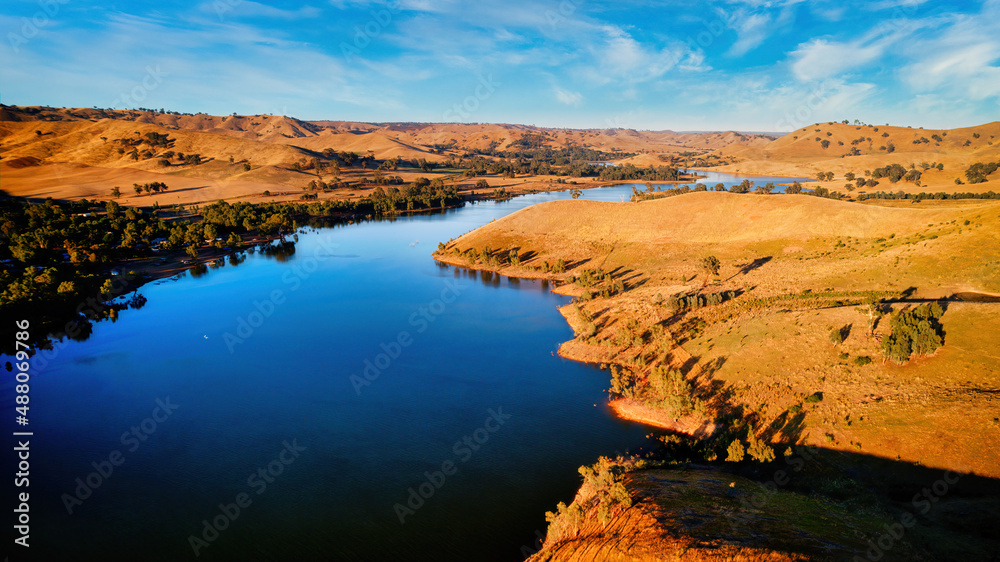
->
100, 279, 116, 299
829, 325, 847, 345
111, 186, 121, 199
747, 433, 775, 463
700, 256, 721, 281
726, 439, 745, 462
881, 302, 944, 363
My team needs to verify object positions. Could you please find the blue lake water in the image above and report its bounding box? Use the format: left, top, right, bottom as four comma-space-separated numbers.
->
682, 168, 814, 192
3, 172, 800, 561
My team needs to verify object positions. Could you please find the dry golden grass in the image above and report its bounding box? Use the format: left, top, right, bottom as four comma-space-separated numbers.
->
442, 192, 1000, 477
714, 121, 1000, 193
0, 106, 769, 204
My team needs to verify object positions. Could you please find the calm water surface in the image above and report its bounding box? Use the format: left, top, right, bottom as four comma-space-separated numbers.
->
3, 173, 790, 561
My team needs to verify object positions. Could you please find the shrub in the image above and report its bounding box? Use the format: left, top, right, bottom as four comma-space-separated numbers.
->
805, 392, 823, 403
726, 439, 745, 462
854, 356, 872, 366
829, 325, 847, 345
578, 457, 633, 524
544, 501, 585, 540
881, 302, 945, 363
748, 434, 775, 463
965, 161, 999, 184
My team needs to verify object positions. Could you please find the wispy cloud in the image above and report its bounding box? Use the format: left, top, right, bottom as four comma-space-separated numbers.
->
0, 0, 994, 129
725, 10, 772, 56
790, 39, 885, 81
553, 86, 583, 106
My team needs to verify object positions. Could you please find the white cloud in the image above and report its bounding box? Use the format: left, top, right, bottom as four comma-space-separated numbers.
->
553, 86, 583, 106
904, 36, 1000, 100
726, 11, 771, 56
587, 25, 693, 84
790, 39, 884, 81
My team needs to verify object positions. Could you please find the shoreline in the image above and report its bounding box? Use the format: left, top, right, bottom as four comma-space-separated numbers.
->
433, 251, 720, 435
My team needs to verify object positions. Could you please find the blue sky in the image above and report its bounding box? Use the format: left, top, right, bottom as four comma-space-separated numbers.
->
1, 0, 997, 131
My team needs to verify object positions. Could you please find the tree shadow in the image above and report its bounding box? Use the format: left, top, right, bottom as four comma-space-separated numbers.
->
737, 256, 772, 276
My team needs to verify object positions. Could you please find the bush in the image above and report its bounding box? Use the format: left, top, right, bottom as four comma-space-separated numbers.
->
882, 302, 945, 363
578, 457, 633, 524
805, 392, 823, 403
726, 439, 745, 462
854, 356, 872, 366
748, 433, 775, 463
544, 501, 585, 541
829, 325, 847, 345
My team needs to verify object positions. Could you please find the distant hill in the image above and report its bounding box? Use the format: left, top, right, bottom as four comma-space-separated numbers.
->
2, 105, 996, 204
712, 120, 1000, 192
0, 104, 777, 204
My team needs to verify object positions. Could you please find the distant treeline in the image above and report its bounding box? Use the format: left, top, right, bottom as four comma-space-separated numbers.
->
856, 190, 1000, 201
0, 186, 464, 353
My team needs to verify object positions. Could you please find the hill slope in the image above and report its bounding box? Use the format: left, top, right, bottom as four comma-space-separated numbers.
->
714, 121, 1000, 193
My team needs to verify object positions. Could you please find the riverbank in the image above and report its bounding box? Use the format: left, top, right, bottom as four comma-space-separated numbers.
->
433, 190, 1000, 560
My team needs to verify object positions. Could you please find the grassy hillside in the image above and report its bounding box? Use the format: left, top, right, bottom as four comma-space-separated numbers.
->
437, 192, 1000, 477
441, 190, 1000, 560
714, 121, 1000, 194
0, 105, 773, 206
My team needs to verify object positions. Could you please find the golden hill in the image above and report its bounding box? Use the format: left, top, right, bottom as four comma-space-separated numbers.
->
0, 105, 775, 205
440, 192, 1000, 478
713, 121, 1000, 193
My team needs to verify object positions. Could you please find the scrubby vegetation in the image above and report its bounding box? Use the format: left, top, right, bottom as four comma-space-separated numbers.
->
0, 188, 470, 352
964, 161, 999, 184
544, 455, 639, 540
664, 290, 738, 313
881, 302, 945, 363
856, 190, 1000, 201
610, 364, 707, 418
